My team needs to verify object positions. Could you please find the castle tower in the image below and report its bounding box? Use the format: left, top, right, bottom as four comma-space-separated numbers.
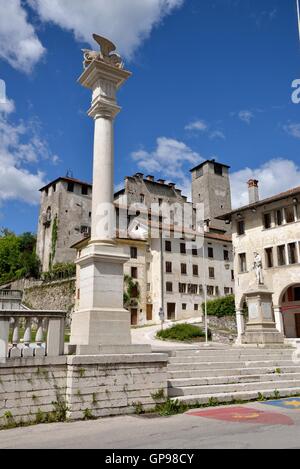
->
190, 159, 232, 233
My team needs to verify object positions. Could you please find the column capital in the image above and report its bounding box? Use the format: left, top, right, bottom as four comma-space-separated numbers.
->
88, 99, 121, 120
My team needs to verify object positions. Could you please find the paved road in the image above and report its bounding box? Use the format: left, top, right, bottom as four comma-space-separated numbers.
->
0, 400, 300, 449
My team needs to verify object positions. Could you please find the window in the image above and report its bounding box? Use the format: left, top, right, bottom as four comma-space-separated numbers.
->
196, 167, 203, 178
237, 220, 245, 236
89, 212, 92, 218
180, 243, 186, 254
285, 206, 295, 224
207, 286, 214, 296
276, 209, 283, 226
182, 303, 187, 311
224, 287, 231, 296
231, 270, 235, 281
214, 163, 223, 176
53, 183, 56, 193
264, 248, 273, 268
130, 247, 137, 259
166, 282, 173, 293
263, 213, 272, 229
67, 182, 74, 192
208, 247, 214, 258
193, 265, 199, 276
81, 226, 90, 236
209, 267, 215, 279
294, 287, 300, 301
131, 267, 138, 279
239, 253, 247, 273
140, 194, 145, 203
166, 261, 172, 273
81, 185, 88, 195
277, 245, 286, 266
158, 198, 163, 207
188, 284, 198, 294
181, 263, 187, 275
165, 241, 172, 252
194, 304, 199, 311
192, 247, 198, 256
224, 250, 229, 261
288, 242, 297, 265
179, 283, 187, 294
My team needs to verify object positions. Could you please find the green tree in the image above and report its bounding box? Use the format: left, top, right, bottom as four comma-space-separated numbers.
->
0, 229, 40, 284
123, 275, 140, 309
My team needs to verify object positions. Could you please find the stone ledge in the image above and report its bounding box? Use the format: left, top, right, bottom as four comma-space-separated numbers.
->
67, 353, 168, 366
0, 356, 67, 368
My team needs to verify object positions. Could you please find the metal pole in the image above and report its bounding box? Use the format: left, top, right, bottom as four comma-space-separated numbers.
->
297, 0, 300, 43
203, 243, 208, 344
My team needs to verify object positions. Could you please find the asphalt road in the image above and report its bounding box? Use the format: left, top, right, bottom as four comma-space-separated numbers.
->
0, 400, 300, 449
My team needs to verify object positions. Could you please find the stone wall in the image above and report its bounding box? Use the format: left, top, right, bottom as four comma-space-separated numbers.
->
23, 279, 76, 314
0, 354, 168, 428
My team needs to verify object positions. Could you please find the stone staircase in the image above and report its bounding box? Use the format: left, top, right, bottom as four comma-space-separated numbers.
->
167, 347, 300, 405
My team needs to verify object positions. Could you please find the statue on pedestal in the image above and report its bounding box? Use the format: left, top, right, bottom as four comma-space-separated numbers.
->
253, 252, 264, 286
82, 34, 124, 70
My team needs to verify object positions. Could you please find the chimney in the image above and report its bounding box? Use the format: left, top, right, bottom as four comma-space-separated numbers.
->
248, 179, 259, 204
146, 175, 154, 181
135, 172, 144, 179
168, 182, 176, 188
157, 179, 166, 185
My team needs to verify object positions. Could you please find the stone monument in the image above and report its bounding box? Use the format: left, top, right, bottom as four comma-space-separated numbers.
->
242, 253, 284, 346
69, 35, 150, 355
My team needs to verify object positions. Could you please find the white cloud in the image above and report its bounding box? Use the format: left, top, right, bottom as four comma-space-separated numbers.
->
0, 99, 15, 116
28, 0, 184, 60
0, 97, 60, 205
230, 159, 300, 208
283, 123, 300, 139
0, 0, 45, 73
131, 136, 203, 196
238, 110, 254, 124
209, 130, 225, 140
185, 120, 208, 132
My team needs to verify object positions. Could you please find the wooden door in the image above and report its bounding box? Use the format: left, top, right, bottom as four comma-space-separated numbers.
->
295, 314, 300, 338
146, 304, 153, 321
167, 303, 176, 320
131, 308, 138, 326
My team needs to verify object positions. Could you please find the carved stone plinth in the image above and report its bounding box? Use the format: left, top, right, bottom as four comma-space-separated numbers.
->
242, 285, 284, 345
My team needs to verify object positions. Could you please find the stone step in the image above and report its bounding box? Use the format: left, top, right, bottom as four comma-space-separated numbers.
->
167, 360, 298, 371
168, 379, 300, 397
168, 353, 295, 363
168, 365, 300, 379
173, 387, 300, 406
168, 372, 300, 388
172, 348, 294, 357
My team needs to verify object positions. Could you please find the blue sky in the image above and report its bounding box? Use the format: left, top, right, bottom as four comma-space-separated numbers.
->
0, 0, 300, 234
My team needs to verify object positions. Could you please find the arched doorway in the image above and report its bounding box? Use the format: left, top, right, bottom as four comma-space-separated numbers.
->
281, 284, 300, 338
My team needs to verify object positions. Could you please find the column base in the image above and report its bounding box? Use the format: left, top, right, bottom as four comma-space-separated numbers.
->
242, 327, 284, 345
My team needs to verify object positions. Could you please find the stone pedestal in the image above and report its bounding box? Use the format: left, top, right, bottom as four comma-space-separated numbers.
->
242, 286, 284, 345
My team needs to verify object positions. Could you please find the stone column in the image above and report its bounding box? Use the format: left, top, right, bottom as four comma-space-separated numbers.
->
274, 307, 284, 334
69, 36, 150, 355
235, 309, 245, 344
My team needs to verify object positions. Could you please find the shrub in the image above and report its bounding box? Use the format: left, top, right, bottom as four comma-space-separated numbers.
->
203, 295, 236, 318
156, 323, 211, 342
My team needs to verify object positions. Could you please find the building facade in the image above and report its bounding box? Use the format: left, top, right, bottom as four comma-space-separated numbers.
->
220, 180, 300, 342
37, 161, 234, 325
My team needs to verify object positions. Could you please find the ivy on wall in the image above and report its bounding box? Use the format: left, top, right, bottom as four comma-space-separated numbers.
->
49, 215, 58, 270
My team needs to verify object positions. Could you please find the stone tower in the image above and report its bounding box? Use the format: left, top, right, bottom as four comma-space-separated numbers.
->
190, 159, 232, 233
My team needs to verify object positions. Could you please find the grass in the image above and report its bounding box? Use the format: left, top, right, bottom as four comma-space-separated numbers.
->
156, 323, 211, 343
